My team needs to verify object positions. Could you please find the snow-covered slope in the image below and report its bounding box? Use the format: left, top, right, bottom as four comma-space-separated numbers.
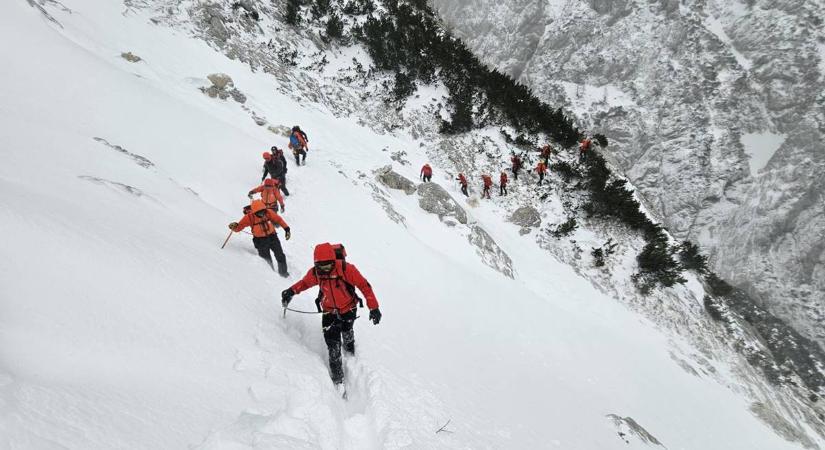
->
0, 1, 822, 449
430, 0, 825, 350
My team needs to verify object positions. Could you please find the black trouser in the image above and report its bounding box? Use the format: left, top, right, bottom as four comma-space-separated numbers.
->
322, 309, 357, 384
252, 234, 287, 275
483, 186, 491, 198
278, 175, 290, 196
422, 174, 431, 182
294, 149, 306, 165
460, 184, 468, 197
538, 172, 545, 185
513, 168, 519, 180
500, 184, 507, 195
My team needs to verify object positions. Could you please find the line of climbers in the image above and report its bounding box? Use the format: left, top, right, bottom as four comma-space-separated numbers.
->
427, 135, 594, 199
225, 125, 381, 394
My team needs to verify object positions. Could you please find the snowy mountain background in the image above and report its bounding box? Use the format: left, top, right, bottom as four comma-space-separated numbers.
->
430, 0, 825, 351
1, 0, 824, 448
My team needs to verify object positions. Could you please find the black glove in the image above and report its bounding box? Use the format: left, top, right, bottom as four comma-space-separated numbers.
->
281, 288, 294, 307
284, 226, 291, 240
369, 308, 382, 325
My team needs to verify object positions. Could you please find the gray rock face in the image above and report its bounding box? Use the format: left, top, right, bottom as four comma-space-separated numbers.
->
431, 0, 825, 349
417, 182, 468, 224
469, 225, 514, 278
375, 165, 417, 195
509, 206, 541, 228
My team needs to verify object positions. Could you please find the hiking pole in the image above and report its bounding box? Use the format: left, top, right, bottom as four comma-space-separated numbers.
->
220, 230, 233, 249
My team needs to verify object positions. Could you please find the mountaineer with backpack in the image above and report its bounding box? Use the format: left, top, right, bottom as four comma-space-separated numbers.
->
457, 173, 469, 197
499, 171, 508, 196
579, 136, 592, 162
511, 153, 522, 180
481, 174, 493, 199
536, 160, 548, 185
289, 126, 309, 166
248, 178, 286, 213
281, 243, 381, 392
261, 151, 290, 196
420, 163, 433, 182
228, 199, 291, 276
540, 144, 553, 164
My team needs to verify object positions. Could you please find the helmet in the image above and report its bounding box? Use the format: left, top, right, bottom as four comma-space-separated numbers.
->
270, 146, 277, 151
313, 242, 336, 263
250, 200, 267, 214
263, 178, 278, 187
263, 152, 272, 160
243, 205, 252, 214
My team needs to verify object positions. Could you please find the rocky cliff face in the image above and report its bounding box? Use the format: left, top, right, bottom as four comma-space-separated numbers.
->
430, 0, 825, 349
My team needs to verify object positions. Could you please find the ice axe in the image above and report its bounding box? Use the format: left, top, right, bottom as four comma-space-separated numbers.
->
220, 230, 233, 249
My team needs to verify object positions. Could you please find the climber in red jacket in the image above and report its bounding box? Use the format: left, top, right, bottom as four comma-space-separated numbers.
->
420, 163, 433, 182
511, 153, 522, 180
281, 243, 381, 388
482, 174, 493, 199
457, 173, 469, 197
500, 171, 508, 196
536, 161, 548, 185
579, 137, 592, 161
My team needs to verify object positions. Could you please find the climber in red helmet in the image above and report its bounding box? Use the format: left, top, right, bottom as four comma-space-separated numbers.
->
281, 243, 381, 389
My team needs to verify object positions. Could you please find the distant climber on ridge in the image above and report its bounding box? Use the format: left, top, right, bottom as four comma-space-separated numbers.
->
579, 136, 592, 162
288, 126, 309, 166
482, 174, 493, 199
228, 199, 291, 277
281, 243, 381, 391
536, 160, 548, 186
248, 178, 285, 213
540, 144, 552, 164
499, 171, 508, 196
420, 163, 432, 182
511, 153, 522, 180
457, 172, 469, 197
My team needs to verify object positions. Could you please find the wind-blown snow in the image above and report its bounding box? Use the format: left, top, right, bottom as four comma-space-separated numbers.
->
741, 132, 786, 176
0, 1, 817, 449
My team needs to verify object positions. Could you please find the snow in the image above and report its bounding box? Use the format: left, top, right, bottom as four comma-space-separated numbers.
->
0, 1, 815, 449
704, 15, 753, 71
741, 131, 786, 176
559, 81, 636, 114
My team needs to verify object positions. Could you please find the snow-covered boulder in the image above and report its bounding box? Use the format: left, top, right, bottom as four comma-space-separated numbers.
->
417, 182, 468, 224
509, 206, 541, 228
207, 73, 233, 89
375, 165, 416, 195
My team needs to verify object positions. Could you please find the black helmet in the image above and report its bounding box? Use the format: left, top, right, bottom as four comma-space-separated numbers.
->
270, 146, 277, 151
292, 125, 300, 131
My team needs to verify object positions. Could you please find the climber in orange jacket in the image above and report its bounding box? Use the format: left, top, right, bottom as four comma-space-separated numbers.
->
482, 174, 493, 199
457, 173, 469, 197
248, 178, 285, 212
536, 161, 548, 185
500, 171, 509, 196
281, 243, 381, 387
420, 163, 433, 182
228, 200, 291, 276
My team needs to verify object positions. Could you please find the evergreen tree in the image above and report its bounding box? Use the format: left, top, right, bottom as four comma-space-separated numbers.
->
285, 0, 302, 25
